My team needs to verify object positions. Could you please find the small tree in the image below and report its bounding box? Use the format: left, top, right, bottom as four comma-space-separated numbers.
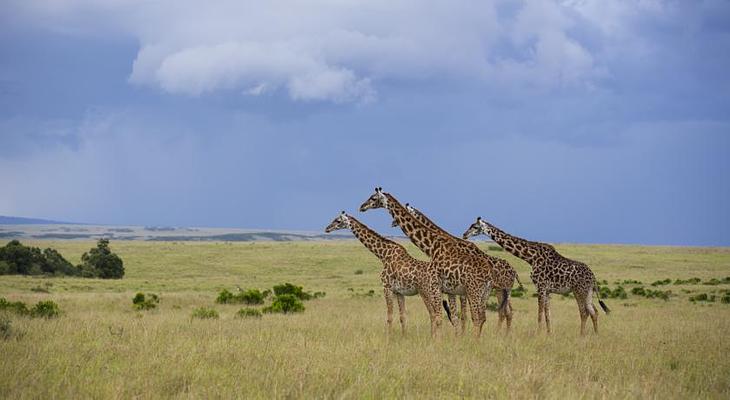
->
79, 239, 124, 279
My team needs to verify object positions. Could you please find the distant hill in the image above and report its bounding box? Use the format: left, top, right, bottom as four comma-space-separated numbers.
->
0, 215, 79, 225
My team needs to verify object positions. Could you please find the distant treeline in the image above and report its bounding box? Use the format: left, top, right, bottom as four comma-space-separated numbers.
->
0, 239, 124, 279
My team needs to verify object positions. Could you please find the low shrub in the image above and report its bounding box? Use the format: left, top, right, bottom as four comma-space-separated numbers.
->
0, 298, 29, 315
722, 294, 730, 304
487, 246, 503, 252
689, 293, 716, 302
263, 294, 305, 314
354, 269, 364, 275
238, 289, 266, 305
312, 291, 326, 299
674, 278, 701, 285
192, 307, 219, 319
600, 286, 627, 299
236, 308, 263, 318
273, 283, 312, 300
216, 289, 235, 304
618, 279, 642, 285
216, 288, 265, 305
30, 300, 60, 318
132, 293, 160, 310
703, 279, 721, 286
511, 286, 527, 298
651, 279, 672, 286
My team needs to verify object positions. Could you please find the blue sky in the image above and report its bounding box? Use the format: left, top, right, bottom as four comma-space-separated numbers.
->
1, 1, 729, 245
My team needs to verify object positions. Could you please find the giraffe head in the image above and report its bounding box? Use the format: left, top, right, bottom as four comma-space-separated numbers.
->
462, 216, 488, 239
325, 211, 352, 233
359, 187, 388, 212
390, 203, 415, 227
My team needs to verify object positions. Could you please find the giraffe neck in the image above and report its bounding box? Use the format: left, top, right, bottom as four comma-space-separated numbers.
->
411, 207, 449, 236
347, 215, 397, 260
482, 222, 547, 265
384, 193, 443, 257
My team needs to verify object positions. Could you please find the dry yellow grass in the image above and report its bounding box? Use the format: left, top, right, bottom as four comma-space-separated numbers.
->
1, 240, 729, 398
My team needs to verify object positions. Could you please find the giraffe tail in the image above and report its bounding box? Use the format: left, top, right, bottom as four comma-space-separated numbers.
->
594, 282, 611, 314
442, 300, 453, 323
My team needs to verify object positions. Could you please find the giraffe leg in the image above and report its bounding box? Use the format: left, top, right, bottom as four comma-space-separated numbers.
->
384, 287, 394, 332
575, 291, 588, 336
505, 297, 513, 334
396, 294, 407, 334
467, 283, 489, 338
544, 294, 552, 334
537, 290, 546, 333
496, 290, 505, 333
459, 295, 468, 335
429, 283, 443, 338
586, 287, 599, 334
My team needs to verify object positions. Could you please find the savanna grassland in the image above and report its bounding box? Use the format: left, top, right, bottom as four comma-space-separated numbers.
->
1, 240, 730, 399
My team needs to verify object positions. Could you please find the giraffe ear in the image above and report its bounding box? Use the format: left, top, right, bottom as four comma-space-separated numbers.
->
405, 203, 409, 207
477, 216, 481, 221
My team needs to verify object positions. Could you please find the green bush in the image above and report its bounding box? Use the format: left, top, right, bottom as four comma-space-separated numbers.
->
651, 279, 672, 286
273, 283, 312, 300
191, 307, 219, 319
631, 287, 647, 296
132, 293, 160, 310
216, 289, 235, 304
600, 286, 627, 299
263, 294, 305, 314
216, 288, 265, 305
618, 279, 642, 285
674, 278, 701, 285
721, 294, 730, 304
30, 300, 60, 318
487, 246, 503, 252
236, 308, 263, 318
703, 279, 721, 286
354, 269, 364, 275
313, 291, 326, 299
79, 239, 124, 279
238, 289, 265, 305
511, 286, 527, 298
0, 297, 29, 315
689, 293, 715, 302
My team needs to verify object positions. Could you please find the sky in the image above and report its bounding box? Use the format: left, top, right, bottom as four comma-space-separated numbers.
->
0, 0, 729, 246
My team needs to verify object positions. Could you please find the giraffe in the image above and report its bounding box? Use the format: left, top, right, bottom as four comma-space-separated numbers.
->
359, 188, 496, 337
463, 217, 610, 335
324, 212, 445, 336
391, 203, 524, 332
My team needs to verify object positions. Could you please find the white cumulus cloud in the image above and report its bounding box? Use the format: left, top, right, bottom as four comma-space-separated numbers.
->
4, 0, 670, 102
